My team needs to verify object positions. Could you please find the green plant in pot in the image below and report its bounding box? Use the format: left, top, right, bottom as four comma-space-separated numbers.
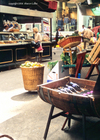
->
60, 51, 77, 65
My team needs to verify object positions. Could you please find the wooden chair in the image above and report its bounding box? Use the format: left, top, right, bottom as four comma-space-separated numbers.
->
75, 51, 86, 78
85, 57, 100, 79
85, 38, 100, 79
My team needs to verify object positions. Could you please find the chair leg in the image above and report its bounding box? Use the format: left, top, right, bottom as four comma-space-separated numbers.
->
68, 114, 72, 129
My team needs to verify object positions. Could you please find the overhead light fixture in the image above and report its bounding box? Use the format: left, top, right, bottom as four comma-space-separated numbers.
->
87, 0, 92, 5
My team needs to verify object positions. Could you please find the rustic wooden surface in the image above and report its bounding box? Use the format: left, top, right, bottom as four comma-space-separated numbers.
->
37, 77, 100, 117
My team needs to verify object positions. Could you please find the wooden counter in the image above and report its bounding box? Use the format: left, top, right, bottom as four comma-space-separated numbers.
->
0, 41, 52, 70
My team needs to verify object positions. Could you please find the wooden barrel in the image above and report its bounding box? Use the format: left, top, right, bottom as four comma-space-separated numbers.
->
37, 77, 100, 118
21, 66, 44, 91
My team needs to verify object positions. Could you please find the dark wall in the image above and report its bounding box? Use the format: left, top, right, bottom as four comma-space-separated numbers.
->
90, 0, 100, 4
0, 14, 4, 31
0, 0, 55, 12
0, 0, 8, 5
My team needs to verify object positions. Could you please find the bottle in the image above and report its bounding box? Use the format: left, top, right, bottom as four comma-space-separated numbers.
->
58, 87, 68, 93
68, 82, 81, 91
65, 85, 77, 93
64, 88, 72, 93
78, 73, 81, 78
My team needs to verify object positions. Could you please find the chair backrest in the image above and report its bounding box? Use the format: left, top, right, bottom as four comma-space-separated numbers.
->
75, 51, 86, 78
86, 38, 100, 64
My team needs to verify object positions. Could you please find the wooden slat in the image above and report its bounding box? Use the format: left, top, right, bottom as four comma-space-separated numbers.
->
90, 46, 100, 63
69, 47, 73, 64
87, 39, 100, 63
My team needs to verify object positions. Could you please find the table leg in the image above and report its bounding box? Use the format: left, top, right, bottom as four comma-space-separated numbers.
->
44, 105, 54, 140
61, 118, 68, 130
82, 114, 86, 140
68, 114, 72, 129
85, 64, 95, 79
95, 64, 100, 75
69, 48, 73, 65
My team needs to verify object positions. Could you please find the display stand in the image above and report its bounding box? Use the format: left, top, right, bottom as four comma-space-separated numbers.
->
44, 105, 86, 140
58, 36, 81, 65
38, 76, 100, 140
58, 36, 82, 76
62, 51, 87, 78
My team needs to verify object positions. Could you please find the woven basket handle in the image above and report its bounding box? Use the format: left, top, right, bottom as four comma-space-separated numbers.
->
0, 135, 14, 140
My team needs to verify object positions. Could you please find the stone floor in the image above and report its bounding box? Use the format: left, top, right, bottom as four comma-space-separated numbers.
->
0, 48, 99, 140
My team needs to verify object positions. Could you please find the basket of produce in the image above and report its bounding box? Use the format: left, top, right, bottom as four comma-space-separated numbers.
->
20, 61, 45, 91
58, 36, 81, 49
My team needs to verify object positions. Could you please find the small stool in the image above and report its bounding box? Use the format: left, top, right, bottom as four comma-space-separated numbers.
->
83, 38, 90, 49
35, 49, 43, 62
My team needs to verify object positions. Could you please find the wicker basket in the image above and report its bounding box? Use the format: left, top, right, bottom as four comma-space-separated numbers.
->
0, 135, 14, 140
21, 66, 44, 91
69, 67, 76, 75
58, 36, 81, 49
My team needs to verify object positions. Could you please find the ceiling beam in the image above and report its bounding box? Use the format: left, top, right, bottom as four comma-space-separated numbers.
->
0, 5, 53, 18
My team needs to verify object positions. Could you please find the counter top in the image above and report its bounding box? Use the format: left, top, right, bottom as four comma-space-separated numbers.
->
0, 41, 52, 47
0, 42, 30, 47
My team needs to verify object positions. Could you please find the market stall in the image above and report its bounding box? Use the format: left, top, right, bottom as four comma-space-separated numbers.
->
0, 4, 54, 69
0, 31, 52, 69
